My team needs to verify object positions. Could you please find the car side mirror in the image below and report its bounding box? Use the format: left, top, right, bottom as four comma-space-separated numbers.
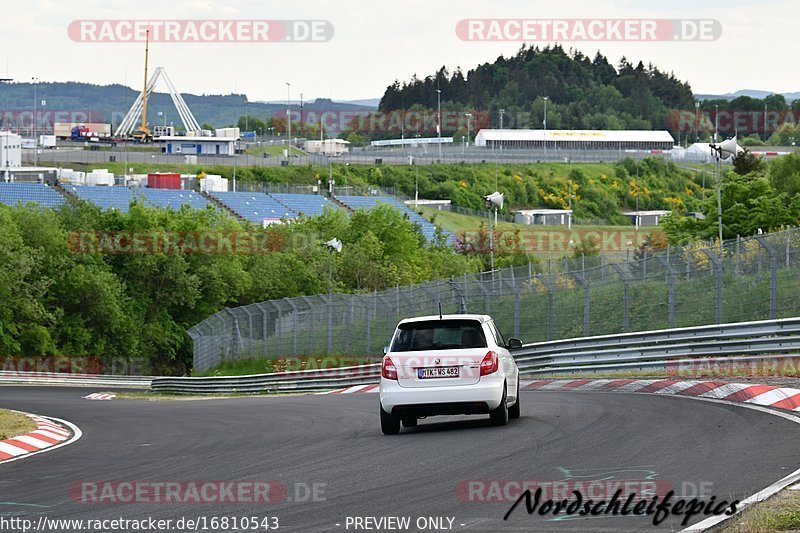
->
506, 338, 522, 350
383, 346, 389, 355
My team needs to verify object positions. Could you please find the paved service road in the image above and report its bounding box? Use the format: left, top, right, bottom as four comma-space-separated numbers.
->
0, 386, 798, 532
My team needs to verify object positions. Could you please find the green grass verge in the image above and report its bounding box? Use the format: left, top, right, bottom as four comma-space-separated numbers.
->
720, 488, 800, 532
411, 206, 640, 234
0, 409, 36, 440
244, 145, 306, 157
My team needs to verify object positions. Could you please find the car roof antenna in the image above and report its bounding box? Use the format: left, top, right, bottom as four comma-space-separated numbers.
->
438, 302, 443, 320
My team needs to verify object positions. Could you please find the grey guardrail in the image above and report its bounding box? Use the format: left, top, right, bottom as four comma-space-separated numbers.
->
150, 317, 800, 394
0, 371, 153, 389
513, 317, 800, 375
151, 364, 381, 394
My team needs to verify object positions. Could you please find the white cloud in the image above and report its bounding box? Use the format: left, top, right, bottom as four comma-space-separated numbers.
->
0, 0, 797, 100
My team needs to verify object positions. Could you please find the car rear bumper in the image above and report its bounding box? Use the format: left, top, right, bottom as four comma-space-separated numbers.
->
379, 376, 505, 415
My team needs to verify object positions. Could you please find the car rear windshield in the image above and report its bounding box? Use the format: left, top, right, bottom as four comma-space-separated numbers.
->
390, 319, 487, 352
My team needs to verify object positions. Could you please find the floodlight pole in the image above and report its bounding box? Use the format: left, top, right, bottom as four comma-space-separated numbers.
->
32, 77, 38, 165
436, 88, 442, 161
487, 205, 495, 272
716, 152, 723, 250
543, 96, 548, 161
328, 248, 334, 295
695, 101, 700, 142
285, 82, 291, 166
709, 145, 724, 250
465, 113, 472, 149
414, 158, 419, 206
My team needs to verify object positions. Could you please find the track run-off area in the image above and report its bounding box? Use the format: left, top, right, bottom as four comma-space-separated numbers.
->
0, 386, 798, 532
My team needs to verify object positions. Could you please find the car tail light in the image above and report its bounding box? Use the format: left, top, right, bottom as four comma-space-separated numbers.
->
382, 356, 398, 380
480, 351, 499, 376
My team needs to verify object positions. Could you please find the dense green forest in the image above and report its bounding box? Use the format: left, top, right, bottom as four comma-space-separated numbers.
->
663, 152, 800, 243
0, 201, 484, 373
332, 45, 798, 145
360, 46, 694, 139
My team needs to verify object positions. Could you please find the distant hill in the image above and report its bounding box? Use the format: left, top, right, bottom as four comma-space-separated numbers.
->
0, 82, 376, 133
695, 89, 800, 102
375, 45, 694, 138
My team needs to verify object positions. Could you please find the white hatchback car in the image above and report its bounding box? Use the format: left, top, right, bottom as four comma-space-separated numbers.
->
379, 314, 521, 435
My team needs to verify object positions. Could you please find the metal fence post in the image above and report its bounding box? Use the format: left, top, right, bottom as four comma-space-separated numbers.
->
786, 227, 791, 267
685, 247, 691, 281
365, 293, 374, 354
345, 298, 351, 354
536, 275, 554, 340
326, 295, 333, 354
300, 297, 315, 355
736, 235, 741, 278
512, 273, 520, 339
601, 253, 606, 282
255, 303, 268, 357
643, 247, 648, 279
285, 298, 299, 355
573, 273, 591, 337
755, 236, 779, 319
475, 280, 491, 315
655, 257, 676, 328
701, 249, 723, 324
610, 264, 629, 332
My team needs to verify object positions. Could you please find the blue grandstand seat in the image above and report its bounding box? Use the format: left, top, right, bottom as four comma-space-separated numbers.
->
336, 195, 453, 244
209, 191, 297, 223
67, 185, 135, 213
0, 182, 66, 208
269, 193, 338, 217
138, 188, 211, 210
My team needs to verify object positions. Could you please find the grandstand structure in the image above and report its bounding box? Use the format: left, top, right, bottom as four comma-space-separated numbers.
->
138, 188, 211, 210
0, 182, 452, 244
337, 196, 450, 244
474, 129, 675, 151
0, 182, 65, 208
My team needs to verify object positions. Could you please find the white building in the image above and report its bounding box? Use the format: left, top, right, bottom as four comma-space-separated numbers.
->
623, 210, 671, 227
515, 209, 573, 227
474, 129, 675, 151
157, 136, 237, 156
403, 199, 452, 210
305, 139, 350, 155
1, 132, 22, 168
371, 137, 454, 148
0, 132, 56, 182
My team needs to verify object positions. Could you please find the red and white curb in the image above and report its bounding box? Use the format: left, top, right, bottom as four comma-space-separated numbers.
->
520, 379, 800, 412
318, 384, 379, 395
84, 392, 116, 400
321, 379, 800, 412
0, 413, 81, 464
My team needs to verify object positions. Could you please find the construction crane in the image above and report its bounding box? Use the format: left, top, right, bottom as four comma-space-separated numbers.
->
114, 28, 201, 139
130, 29, 152, 143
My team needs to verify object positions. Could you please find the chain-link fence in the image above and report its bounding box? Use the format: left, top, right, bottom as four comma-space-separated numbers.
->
189, 227, 800, 372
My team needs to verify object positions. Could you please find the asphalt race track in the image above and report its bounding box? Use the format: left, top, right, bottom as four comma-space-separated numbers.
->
0, 386, 798, 532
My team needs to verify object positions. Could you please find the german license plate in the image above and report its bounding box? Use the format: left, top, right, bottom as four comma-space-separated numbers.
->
418, 366, 459, 379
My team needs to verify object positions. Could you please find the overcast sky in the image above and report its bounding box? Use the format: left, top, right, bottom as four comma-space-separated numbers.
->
1, 0, 796, 101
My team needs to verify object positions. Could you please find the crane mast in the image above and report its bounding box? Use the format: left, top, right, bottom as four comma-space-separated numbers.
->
141, 28, 149, 136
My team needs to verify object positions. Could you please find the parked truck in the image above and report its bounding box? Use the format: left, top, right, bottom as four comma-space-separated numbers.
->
55, 122, 112, 140
70, 125, 117, 146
